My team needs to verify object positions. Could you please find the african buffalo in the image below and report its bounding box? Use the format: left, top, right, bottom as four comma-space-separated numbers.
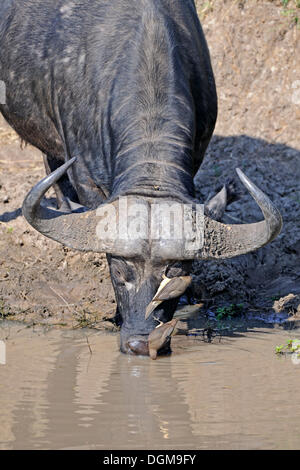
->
0, 0, 282, 357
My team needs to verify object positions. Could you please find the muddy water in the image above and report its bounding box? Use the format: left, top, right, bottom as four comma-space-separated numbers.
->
0, 321, 299, 450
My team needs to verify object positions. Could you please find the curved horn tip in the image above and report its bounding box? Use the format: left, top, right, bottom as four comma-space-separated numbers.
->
22, 156, 78, 221
61, 156, 77, 170
49, 156, 77, 182
235, 167, 268, 199
235, 167, 283, 239
236, 167, 251, 188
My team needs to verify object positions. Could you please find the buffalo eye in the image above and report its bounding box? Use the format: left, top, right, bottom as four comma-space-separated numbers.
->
110, 259, 134, 285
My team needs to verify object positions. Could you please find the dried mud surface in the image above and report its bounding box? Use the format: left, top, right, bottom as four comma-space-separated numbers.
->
0, 0, 299, 328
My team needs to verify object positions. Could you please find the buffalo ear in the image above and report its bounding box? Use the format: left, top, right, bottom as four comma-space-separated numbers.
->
205, 185, 227, 221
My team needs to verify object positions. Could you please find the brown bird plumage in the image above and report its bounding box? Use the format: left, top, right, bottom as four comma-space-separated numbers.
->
153, 276, 192, 301
145, 275, 192, 319
148, 318, 178, 360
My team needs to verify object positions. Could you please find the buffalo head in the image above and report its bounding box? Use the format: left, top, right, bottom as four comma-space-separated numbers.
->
22, 158, 282, 357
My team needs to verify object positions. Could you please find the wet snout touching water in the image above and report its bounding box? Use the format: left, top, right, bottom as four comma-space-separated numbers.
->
108, 257, 191, 358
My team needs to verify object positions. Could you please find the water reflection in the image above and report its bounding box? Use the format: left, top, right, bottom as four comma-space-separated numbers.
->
0, 323, 299, 450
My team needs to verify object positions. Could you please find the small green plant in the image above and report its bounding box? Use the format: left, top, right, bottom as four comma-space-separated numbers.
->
275, 344, 285, 354
286, 339, 300, 352
216, 303, 243, 320
280, 0, 300, 27
281, 0, 300, 6
275, 339, 300, 355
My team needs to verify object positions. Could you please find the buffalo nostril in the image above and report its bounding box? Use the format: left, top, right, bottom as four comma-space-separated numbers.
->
127, 338, 149, 356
